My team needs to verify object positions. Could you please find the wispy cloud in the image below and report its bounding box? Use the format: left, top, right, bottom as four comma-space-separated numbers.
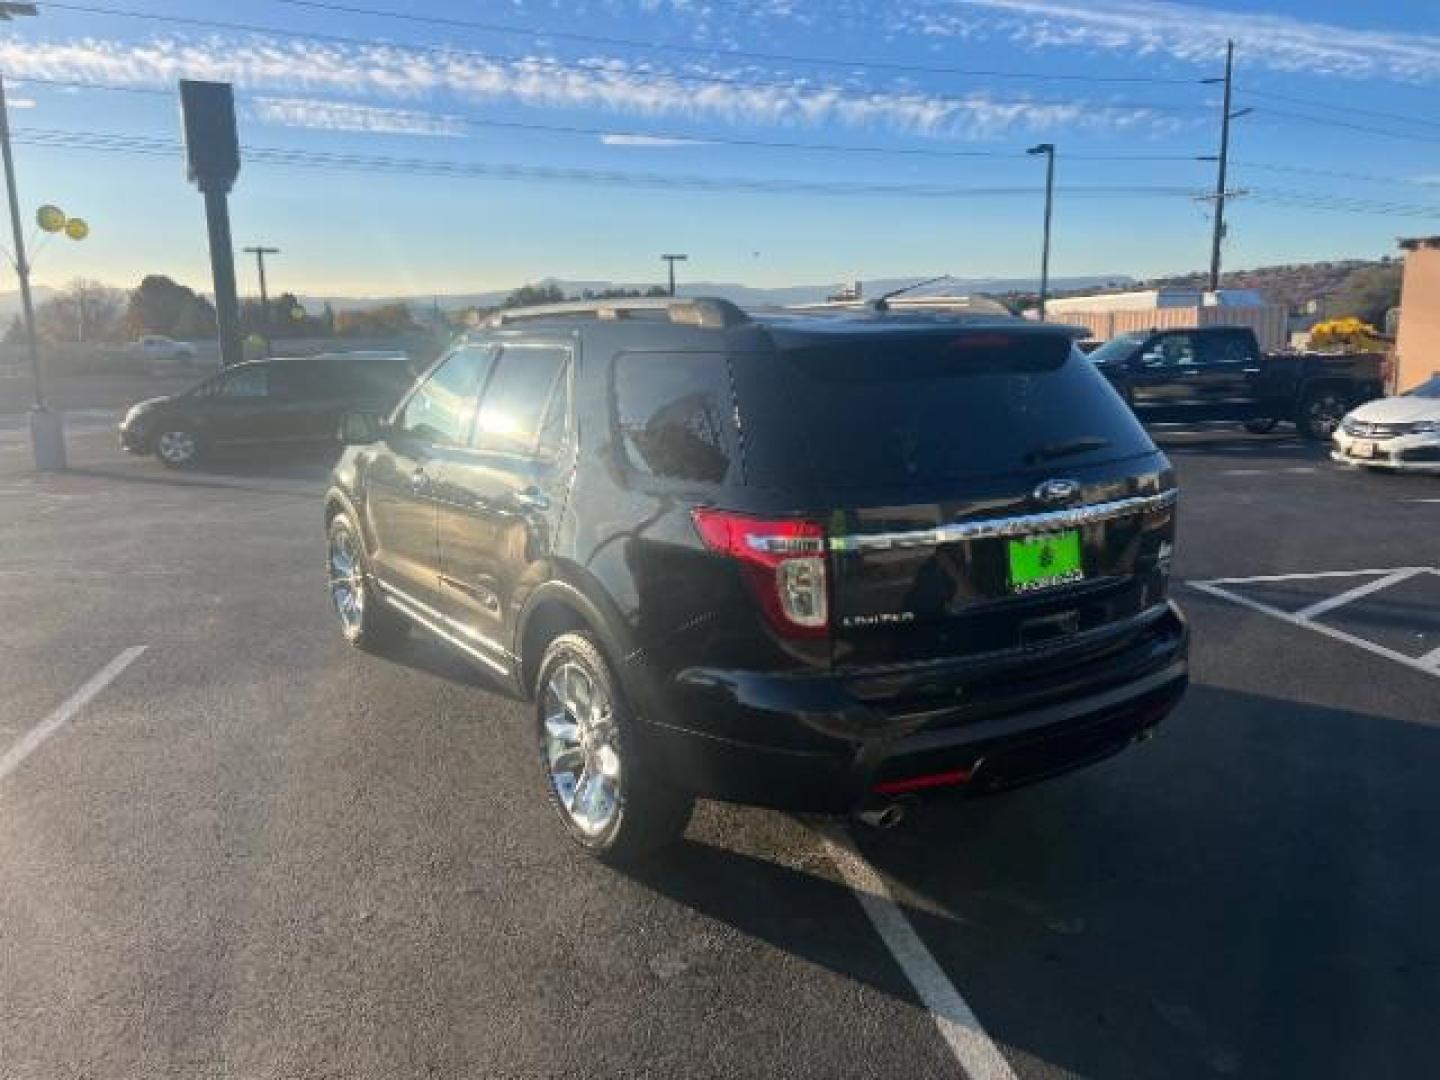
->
0, 32, 1181, 139
601, 134, 709, 146
7, 97, 35, 108
917, 0, 1440, 84
251, 97, 466, 137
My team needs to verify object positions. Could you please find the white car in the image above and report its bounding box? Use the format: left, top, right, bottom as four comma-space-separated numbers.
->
1332, 374, 1440, 473
134, 335, 198, 366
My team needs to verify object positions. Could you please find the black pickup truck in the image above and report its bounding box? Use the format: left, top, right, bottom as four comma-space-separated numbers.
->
1087, 326, 1383, 440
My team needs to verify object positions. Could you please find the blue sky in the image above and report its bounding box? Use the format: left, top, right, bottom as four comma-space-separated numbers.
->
3, 0, 1439, 296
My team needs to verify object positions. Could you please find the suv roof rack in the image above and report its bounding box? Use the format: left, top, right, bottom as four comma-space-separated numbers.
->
486, 296, 749, 330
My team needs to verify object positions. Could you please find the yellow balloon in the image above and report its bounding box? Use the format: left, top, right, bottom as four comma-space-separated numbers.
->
36, 204, 66, 233
64, 218, 89, 241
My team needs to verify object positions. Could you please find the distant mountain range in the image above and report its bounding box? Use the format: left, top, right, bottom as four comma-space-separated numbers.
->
3, 277, 1136, 322
289, 275, 1136, 314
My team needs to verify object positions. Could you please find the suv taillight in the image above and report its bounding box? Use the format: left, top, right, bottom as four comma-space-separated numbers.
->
691, 509, 829, 638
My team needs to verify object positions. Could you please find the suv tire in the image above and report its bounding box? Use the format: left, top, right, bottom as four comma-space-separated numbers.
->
535, 631, 693, 862
327, 514, 408, 652
1299, 388, 1348, 441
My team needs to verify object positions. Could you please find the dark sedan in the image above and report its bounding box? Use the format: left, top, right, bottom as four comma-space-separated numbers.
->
120, 352, 417, 467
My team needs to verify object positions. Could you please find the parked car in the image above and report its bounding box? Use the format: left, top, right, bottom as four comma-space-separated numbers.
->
120, 351, 415, 467
132, 334, 199, 366
1332, 374, 1440, 473
323, 297, 1189, 862
1087, 326, 1383, 440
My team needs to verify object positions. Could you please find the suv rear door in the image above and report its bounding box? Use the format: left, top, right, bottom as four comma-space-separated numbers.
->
735, 328, 1174, 668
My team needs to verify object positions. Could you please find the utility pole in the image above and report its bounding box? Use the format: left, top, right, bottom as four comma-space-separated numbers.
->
1202, 41, 1252, 293
661, 253, 688, 297
1027, 143, 1055, 319
0, 3, 67, 468
243, 245, 279, 327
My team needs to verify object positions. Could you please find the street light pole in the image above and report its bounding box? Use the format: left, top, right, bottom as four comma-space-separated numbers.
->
1027, 143, 1055, 320
1, 42, 66, 467
661, 253, 688, 297
243, 245, 279, 326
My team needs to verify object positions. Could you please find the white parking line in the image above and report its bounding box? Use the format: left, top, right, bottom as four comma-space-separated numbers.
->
0, 647, 147, 784
1294, 567, 1428, 620
1188, 571, 1440, 679
818, 825, 1017, 1080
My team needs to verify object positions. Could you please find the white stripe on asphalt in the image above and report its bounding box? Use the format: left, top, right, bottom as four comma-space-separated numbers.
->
818, 825, 1018, 1080
1293, 567, 1427, 620
1188, 581, 1440, 680
1200, 567, 1428, 586
0, 646, 147, 784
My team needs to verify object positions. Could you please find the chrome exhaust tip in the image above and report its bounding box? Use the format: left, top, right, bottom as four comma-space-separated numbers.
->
855, 802, 906, 830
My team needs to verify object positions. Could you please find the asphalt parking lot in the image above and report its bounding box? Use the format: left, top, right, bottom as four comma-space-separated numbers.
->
2, 406, 1437, 1079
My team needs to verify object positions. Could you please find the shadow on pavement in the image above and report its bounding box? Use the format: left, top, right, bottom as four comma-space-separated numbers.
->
624, 684, 1440, 1080
63, 446, 336, 495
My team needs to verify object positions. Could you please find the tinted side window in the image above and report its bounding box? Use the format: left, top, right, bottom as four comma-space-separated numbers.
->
1144, 334, 1196, 367
474, 345, 568, 456
199, 365, 268, 399
1204, 333, 1257, 365
399, 346, 491, 446
614, 352, 736, 484
269, 362, 328, 400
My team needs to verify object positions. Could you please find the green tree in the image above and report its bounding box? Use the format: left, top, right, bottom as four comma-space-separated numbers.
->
171, 295, 217, 339
1328, 264, 1402, 327
34, 279, 125, 343
503, 283, 565, 309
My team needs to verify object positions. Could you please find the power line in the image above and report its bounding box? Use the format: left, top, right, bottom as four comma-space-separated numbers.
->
1232, 159, 1440, 188
13, 126, 1436, 220
1243, 104, 1440, 147
1239, 87, 1440, 132
265, 0, 1202, 86
34, 2, 1212, 114
11, 126, 1209, 199
9, 76, 1213, 163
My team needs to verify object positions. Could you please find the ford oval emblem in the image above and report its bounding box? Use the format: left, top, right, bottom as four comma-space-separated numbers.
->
1033, 478, 1082, 506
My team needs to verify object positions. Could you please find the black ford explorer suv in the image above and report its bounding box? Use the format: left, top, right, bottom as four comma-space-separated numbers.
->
324, 298, 1188, 861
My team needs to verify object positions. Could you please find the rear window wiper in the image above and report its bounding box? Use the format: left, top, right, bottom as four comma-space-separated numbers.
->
1024, 436, 1111, 464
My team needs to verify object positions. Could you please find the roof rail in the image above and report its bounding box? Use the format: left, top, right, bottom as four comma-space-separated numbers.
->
486, 296, 749, 329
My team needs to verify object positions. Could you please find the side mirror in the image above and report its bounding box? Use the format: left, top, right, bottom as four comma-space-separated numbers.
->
339, 410, 386, 445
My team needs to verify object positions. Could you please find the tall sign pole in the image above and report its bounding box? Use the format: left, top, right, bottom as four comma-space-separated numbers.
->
661, 253, 688, 297
180, 80, 242, 367
1027, 143, 1055, 319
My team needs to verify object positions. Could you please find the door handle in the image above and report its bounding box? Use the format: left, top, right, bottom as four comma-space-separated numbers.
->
511, 486, 551, 511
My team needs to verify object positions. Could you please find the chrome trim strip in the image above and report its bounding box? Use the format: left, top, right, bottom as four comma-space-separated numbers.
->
828, 489, 1178, 553
376, 580, 514, 673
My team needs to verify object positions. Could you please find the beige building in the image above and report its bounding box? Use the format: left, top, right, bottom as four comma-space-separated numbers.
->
1395, 237, 1440, 393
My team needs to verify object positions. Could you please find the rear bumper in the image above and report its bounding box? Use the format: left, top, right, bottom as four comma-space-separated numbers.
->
640, 601, 1189, 813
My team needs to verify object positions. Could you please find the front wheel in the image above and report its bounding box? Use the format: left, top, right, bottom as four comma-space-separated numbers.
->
536, 631, 693, 863
327, 515, 407, 652
1299, 389, 1349, 441
154, 427, 202, 468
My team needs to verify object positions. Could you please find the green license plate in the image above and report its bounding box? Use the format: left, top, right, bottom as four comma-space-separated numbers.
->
1008, 530, 1084, 594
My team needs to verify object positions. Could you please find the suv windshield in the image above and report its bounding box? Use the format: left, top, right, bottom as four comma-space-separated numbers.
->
761, 332, 1153, 489
1085, 332, 1147, 366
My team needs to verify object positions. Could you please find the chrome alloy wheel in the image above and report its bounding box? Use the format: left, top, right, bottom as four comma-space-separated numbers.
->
542, 661, 622, 836
328, 526, 366, 635
156, 429, 197, 465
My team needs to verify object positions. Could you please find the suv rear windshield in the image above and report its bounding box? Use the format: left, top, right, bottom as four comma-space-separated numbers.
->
753, 332, 1153, 489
